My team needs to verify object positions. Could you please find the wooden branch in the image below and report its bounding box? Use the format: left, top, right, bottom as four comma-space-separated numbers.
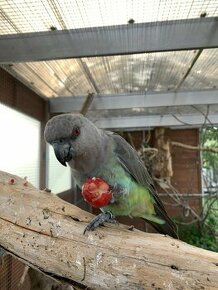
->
80, 92, 95, 116
171, 141, 218, 153
0, 171, 218, 290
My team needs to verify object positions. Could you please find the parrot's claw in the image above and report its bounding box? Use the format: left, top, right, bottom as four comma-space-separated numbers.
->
83, 212, 115, 234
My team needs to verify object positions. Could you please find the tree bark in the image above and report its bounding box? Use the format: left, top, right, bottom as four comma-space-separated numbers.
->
0, 170, 218, 290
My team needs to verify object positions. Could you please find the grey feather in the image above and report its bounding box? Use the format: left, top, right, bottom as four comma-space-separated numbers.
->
109, 132, 178, 238
109, 132, 163, 209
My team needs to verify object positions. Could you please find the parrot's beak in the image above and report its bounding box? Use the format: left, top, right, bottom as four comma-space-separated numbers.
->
52, 141, 74, 167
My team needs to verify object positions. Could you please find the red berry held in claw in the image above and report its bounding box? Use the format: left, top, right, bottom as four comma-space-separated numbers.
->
81, 177, 112, 208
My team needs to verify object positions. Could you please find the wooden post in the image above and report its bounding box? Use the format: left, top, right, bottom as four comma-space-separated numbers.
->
0, 171, 218, 289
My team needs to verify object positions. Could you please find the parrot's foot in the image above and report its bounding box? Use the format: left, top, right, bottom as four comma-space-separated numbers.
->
83, 212, 115, 234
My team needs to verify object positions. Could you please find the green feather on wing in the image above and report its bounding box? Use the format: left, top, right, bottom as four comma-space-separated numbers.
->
108, 132, 178, 239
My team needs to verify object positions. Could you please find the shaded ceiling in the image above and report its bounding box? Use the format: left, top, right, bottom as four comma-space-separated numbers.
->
0, 0, 218, 130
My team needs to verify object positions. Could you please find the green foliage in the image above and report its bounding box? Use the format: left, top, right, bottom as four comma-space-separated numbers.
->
201, 127, 218, 172
178, 218, 218, 252
200, 126, 218, 145
179, 127, 218, 252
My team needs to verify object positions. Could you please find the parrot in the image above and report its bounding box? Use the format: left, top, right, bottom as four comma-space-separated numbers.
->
44, 113, 178, 238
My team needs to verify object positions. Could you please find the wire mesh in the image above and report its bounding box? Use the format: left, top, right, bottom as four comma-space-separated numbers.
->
0, 254, 30, 290
1, 1, 218, 99
0, 0, 217, 34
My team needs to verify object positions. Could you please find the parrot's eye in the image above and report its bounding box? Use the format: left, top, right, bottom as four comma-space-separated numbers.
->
72, 126, 80, 137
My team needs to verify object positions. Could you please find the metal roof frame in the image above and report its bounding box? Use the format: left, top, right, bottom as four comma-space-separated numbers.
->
49, 89, 218, 113
95, 114, 218, 131
49, 89, 218, 130
0, 17, 217, 63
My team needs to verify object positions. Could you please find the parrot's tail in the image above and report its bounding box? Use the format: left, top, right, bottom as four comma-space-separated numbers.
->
144, 205, 179, 239
147, 219, 179, 239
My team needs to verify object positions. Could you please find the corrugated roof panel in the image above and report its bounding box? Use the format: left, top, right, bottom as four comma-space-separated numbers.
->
4, 59, 94, 97
3, 48, 218, 98
83, 55, 148, 94
6, 63, 57, 97
181, 49, 218, 90
142, 51, 197, 91
0, 0, 217, 34
49, 59, 94, 96
83, 51, 197, 94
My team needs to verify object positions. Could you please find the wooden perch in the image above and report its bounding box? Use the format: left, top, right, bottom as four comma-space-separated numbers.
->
80, 92, 95, 116
171, 141, 218, 154
0, 171, 218, 290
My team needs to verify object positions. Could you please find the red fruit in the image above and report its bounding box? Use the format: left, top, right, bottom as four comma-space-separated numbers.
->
81, 177, 112, 208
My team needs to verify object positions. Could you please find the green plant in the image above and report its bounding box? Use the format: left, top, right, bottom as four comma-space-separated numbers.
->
178, 218, 218, 252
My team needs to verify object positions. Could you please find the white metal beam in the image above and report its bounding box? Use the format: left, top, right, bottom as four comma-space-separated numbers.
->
0, 18, 217, 63
49, 89, 218, 113
95, 114, 218, 131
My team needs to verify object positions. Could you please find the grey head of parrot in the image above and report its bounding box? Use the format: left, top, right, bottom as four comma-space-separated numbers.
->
44, 113, 104, 170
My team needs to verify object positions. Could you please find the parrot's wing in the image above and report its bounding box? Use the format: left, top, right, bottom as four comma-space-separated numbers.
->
109, 132, 166, 211
110, 132, 178, 238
